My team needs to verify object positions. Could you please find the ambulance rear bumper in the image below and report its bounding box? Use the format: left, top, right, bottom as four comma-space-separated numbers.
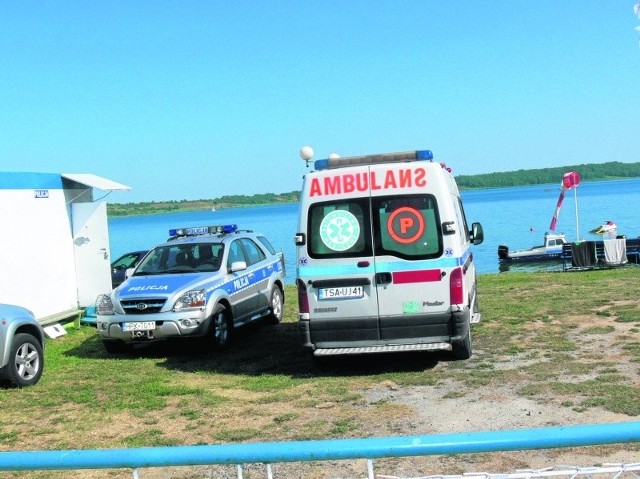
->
313, 342, 452, 356
299, 309, 471, 356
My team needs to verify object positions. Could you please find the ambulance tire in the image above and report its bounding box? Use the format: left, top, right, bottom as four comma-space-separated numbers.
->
210, 304, 232, 350
267, 286, 283, 324
452, 325, 472, 360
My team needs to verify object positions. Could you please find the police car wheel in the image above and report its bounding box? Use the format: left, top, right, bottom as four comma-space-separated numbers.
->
7, 333, 44, 387
268, 286, 283, 324
210, 304, 232, 349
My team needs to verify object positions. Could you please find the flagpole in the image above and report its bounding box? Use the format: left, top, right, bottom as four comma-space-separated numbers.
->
574, 186, 580, 241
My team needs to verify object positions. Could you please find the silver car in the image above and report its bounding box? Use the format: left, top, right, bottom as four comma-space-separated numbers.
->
96, 224, 285, 353
0, 303, 45, 387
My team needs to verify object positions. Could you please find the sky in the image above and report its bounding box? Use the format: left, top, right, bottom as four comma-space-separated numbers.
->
1, 2, 639, 204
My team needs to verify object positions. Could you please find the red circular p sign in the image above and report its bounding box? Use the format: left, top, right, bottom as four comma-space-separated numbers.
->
387, 207, 425, 244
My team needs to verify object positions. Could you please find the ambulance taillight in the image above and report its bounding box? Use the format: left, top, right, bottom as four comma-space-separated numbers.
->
449, 267, 464, 305
296, 279, 310, 316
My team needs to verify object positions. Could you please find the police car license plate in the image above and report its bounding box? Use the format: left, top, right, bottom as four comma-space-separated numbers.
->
122, 321, 156, 332
318, 286, 364, 300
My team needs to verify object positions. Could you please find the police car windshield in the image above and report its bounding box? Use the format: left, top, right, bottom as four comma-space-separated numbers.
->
134, 243, 224, 275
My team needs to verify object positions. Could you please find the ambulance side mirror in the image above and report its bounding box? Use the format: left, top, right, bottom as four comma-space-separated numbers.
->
471, 222, 484, 245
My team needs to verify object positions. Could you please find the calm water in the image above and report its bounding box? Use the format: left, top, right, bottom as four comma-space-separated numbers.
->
108, 178, 640, 284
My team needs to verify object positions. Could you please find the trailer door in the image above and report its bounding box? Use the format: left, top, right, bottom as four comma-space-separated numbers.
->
72, 201, 112, 306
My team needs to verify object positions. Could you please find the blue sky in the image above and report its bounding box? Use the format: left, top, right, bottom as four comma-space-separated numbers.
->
1, 2, 639, 203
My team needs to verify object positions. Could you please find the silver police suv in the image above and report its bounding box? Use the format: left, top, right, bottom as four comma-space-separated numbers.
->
96, 224, 285, 353
0, 303, 45, 387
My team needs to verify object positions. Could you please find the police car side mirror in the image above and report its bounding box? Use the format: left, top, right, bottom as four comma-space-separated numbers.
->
471, 222, 484, 245
229, 261, 247, 273
125, 267, 135, 279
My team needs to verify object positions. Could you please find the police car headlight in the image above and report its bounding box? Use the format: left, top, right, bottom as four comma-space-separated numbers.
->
96, 294, 115, 315
174, 290, 206, 311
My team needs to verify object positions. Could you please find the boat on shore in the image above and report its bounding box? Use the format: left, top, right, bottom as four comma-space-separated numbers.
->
498, 232, 568, 262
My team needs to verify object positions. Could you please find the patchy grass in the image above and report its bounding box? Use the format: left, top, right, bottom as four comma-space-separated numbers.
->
1, 267, 639, 467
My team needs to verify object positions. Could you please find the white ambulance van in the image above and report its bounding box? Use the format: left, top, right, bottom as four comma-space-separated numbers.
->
295, 149, 484, 360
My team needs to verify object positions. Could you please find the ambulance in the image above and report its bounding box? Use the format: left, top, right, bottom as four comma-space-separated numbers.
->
295, 149, 484, 360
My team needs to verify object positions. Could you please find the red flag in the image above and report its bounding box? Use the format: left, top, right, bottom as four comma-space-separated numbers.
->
562, 171, 580, 189
550, 171, 580, 231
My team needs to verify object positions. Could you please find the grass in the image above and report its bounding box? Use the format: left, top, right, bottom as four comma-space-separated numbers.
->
1, 267, 639, 457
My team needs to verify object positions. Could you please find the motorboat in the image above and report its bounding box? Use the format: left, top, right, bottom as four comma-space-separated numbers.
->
590, 220, 617, 235
498, 233, 568, 262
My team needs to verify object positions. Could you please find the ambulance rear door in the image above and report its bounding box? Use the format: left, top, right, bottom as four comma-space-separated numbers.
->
303, 188, 380, 343
369, 163, 451, 341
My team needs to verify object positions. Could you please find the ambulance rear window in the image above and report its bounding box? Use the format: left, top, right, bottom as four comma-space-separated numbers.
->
374, 195, 443, 259
307, 199, 372, 258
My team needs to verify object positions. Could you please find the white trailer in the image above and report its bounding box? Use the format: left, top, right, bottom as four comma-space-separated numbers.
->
0, 172, 130, 324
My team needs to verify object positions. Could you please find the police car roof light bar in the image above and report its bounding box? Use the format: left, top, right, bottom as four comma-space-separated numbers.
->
314, 150, 433, 170
169, 224, 238, 237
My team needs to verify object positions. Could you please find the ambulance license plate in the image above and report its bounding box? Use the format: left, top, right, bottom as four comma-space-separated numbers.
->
122, 321, 156, 332
318, 286, 364, 300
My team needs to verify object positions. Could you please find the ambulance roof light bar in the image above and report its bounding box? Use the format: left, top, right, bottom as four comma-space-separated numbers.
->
168, 224, 238, 237
314, 150, 433, 171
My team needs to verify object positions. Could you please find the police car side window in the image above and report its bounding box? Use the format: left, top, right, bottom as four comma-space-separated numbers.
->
257, 236, 276, 255
239, 238, 266, 266
227, 240, 245, 267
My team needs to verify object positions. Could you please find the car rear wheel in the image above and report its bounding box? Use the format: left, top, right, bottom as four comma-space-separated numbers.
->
7, 333, 43, 387
210, 304, 232, 349
268, 286, 283, 324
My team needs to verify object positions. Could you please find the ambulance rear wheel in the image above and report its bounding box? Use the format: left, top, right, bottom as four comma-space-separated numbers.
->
210, 304, 232, 349
452, 325, 472, 360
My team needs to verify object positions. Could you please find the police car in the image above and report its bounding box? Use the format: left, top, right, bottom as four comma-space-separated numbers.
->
96, 224, 285, 353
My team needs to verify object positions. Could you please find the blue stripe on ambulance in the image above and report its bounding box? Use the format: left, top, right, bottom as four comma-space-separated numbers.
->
298, 252, 470, 277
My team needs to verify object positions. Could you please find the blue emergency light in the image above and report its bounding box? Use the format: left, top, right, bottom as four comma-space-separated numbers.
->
314, 150, 433, 171
168, 224, 238, 237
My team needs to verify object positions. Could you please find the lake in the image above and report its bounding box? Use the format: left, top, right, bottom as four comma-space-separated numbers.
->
108, 178, 640, 284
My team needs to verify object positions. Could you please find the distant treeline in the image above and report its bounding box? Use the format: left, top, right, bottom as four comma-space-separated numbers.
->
107, 161, 639, 217
456, 161, 640, 189
107, 191, 301, 217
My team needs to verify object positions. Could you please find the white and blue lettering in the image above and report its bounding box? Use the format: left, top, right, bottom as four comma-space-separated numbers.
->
126, 285, 169, 292
233, 276, 250, 290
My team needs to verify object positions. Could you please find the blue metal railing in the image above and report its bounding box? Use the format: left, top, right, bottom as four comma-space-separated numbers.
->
1, 421, 639, 472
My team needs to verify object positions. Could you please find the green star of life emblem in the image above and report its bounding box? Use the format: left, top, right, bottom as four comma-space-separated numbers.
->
319, 210, 360, 252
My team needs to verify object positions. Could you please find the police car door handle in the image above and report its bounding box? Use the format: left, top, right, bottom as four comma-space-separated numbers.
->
357, 261, 370, 267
